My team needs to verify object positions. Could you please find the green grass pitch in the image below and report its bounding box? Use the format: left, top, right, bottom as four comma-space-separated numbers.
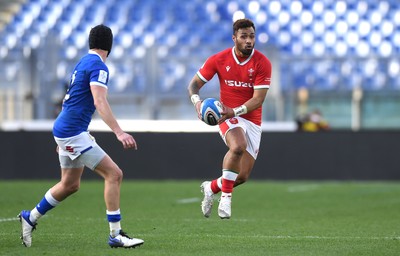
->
0, 180, 399, 256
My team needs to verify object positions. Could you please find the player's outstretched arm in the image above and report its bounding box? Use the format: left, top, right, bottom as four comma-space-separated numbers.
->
243, 88, 269, 113
188, 75, 206, 119
90, 85, 137, 149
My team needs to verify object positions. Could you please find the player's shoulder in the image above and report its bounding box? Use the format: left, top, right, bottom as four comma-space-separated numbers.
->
253, 49, 270, 60
203, 48, 231, 66
253, 49, 272, 66
81, 53, 108, 70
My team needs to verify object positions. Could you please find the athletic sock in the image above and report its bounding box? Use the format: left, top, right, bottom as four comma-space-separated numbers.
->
30, 190, 60, 223
107, 209, 122, 237
210, 177, 222, 194
221, 169, 238, 193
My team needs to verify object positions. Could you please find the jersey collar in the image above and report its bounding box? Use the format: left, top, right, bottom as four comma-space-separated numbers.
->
88, 50, 105, 62
232, 47, 254, 65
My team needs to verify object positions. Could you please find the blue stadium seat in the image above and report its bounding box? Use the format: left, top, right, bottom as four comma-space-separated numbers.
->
2, 0, 400, 94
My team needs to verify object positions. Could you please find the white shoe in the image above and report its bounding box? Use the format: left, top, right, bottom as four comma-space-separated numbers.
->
200, 181, 214, 218
218, 193, 232, 219
18, 210, 37, 247
108, 230, 144, 248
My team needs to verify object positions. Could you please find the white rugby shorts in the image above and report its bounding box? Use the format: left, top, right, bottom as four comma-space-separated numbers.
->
219, 117, 262, 159
54, 131, 106, 170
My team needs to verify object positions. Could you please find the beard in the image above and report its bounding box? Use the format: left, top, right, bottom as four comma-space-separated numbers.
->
238, 46, 253, 56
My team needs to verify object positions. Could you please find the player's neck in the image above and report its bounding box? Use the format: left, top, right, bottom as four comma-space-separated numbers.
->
233, 47, 249, 61
91, 49, 108, 62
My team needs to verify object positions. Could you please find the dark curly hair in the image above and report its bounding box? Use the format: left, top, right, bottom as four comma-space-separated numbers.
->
233, 18, 255, 35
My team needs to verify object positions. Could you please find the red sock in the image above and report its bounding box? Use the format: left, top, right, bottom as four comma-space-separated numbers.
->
210, 179, 221, 194
221, 178, 235, 193
221, 169, 238, 193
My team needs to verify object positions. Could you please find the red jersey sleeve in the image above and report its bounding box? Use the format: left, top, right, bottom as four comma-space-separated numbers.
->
196, 55, 218, 82
254, 54, 272, 90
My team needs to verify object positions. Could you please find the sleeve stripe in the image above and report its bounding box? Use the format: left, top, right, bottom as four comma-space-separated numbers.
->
90, 82, 108, 89
196, 71, 208, 83
254, 85, 270, 89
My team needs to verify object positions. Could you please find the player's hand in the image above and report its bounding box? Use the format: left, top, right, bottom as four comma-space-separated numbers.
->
195, 101, 202, 120
218, 104, 234, 124
116, 132, 138, 150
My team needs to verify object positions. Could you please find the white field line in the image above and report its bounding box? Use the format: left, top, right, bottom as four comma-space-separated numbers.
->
0, 217, 19, 222
0, 215, 48, 223
2, 216, 398, 241
176, 197, 201, 204
139, 232, 400, 240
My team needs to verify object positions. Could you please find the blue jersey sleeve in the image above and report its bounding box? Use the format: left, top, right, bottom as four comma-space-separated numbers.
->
89, 61, 109, 88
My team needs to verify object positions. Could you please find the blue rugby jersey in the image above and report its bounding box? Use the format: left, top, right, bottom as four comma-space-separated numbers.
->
53, 51, 109, 138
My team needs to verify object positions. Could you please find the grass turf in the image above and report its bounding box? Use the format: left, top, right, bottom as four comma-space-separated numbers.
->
0, 180, 399, 256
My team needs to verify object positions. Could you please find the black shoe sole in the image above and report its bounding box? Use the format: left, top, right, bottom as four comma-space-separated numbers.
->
110, 242, 143, 249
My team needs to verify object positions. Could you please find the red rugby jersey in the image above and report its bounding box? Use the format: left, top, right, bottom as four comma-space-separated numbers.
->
197, 47, 272, 126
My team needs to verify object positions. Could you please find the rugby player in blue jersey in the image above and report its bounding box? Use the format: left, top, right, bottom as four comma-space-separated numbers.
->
18, 24, 144, 249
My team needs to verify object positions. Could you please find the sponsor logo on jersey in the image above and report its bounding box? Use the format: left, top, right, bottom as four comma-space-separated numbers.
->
224, 80, 254, 88
98, 70, 108, 83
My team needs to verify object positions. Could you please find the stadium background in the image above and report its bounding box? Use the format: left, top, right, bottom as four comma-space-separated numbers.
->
0, 0, 399, 179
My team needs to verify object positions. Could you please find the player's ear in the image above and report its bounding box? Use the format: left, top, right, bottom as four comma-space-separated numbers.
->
232, 35, 236, 42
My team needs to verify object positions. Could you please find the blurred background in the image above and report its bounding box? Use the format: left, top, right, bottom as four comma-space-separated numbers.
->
0, 0, 399, 131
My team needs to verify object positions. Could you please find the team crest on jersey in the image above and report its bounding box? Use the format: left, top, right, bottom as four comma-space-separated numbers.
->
226, 66, 231, 72
248, 68, 255, 80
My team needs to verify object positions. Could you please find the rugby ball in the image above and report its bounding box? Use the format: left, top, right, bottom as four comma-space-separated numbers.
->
200, 98, 223, 126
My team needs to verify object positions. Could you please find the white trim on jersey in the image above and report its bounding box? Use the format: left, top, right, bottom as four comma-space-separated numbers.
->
231, 47, 255, 65
196, 71, 208, 83
254, 84, 270, 89
88, 50, 104, 62
90, 81, 108, 88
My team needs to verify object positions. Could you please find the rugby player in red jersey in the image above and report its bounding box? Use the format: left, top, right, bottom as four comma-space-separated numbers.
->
188, 18, 272, 219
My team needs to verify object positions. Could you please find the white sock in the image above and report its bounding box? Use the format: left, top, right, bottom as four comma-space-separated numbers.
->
29, 208, 42, 224
107, 209, 122, 237
109, 222, 121, 237
44, 190, 60, 206
217, 177, 222, 189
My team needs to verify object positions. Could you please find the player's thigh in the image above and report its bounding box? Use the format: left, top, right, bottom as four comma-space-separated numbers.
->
59, 155, 85, 185
225, 127, 247, 150
51, 165, 84, 200
60, 167, 85, 182
94, 154, 122, 180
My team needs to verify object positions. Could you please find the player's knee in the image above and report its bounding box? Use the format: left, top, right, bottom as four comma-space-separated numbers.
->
63, 181, 80, 195
230, 144, 246, 157
109, 167, 123, 183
